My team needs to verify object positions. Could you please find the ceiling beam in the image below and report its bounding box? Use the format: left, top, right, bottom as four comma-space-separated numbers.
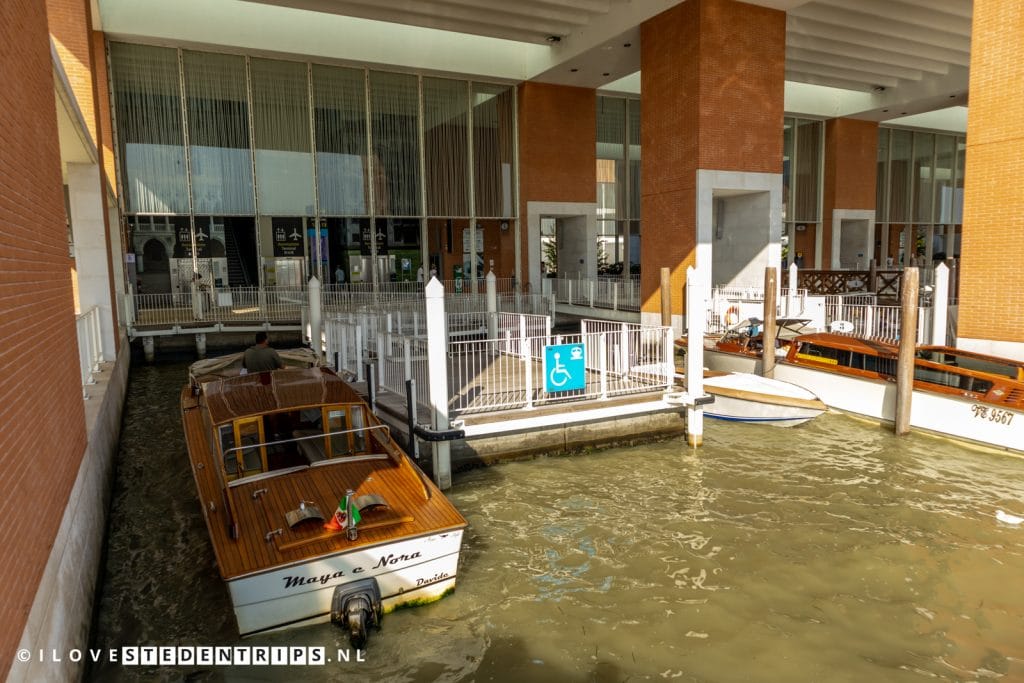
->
785, 59, 900, 89
784, 70, 879, 93
786, 47, 923, 82
789, 4, 971, 54
886, 0, 972, 21
787, 16, 970, 67
786, 33, 950, 75
815, 0, 970, 37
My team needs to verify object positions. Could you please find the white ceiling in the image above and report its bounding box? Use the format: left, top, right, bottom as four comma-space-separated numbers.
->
99, 0, 973, 127
244, 0, 972, 121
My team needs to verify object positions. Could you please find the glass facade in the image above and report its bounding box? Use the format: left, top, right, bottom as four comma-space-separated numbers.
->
875, 127, 965, 266
782, 117, 824, 268
596, 95, 641, 276
110, 42, 517, 292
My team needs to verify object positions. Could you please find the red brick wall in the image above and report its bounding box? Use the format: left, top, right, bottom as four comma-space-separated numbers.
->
822, 118, 878, 267
0, 0, 89, 677
517, 82, 596, 282
640, 0, 785, 312
959, 0, 1024, 343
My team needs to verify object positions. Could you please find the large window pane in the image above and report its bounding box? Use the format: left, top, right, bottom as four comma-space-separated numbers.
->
313, 65, 368, 215
876, 128, 889, 220
369, 71, 421, 216
783, 118, 794, 222
110, 43, 189, 213
933, 134, 955, 223
596, 97, 625, 222
888, 129, 913, 223
628, 98, 641, 220
912, 132, 934, 223
423, 77, 469, 217
251, 58, 315, 215
183, 51, 254, 215
473, 83, 516, 218
793, 119, 822, 222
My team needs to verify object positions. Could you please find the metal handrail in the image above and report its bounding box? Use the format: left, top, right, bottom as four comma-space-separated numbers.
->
221, 423, 390, 458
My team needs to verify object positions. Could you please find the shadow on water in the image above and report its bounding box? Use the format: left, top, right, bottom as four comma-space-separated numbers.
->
88, 353, 1024, 682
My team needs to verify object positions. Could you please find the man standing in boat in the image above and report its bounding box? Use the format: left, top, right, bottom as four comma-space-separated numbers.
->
243, 331, 285, 373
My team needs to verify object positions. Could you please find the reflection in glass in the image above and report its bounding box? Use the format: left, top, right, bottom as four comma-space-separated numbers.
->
369, 71, 420, 216
110, 43, 189, 213
183, 51, 254, 215
251, 58, 315, 215
313, 65, 368, 215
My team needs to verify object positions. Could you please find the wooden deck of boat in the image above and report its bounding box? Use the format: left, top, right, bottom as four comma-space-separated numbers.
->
181, 387, 466, 581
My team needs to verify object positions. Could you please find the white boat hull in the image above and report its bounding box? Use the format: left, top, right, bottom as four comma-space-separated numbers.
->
700, 372, 826, 427
772, 363, 1024, 454
228, 530, 463, 636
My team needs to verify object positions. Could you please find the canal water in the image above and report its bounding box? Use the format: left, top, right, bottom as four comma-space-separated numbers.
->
89, 360, 1024, 682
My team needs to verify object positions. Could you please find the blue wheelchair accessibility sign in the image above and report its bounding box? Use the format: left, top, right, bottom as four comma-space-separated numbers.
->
543, 343, 586, 393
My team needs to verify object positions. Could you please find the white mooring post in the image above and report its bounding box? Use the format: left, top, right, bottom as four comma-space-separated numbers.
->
931, 262, 950, 347
486, 271, 498, 340
308, 276, 322, 356
788, 263, 798, 317
685, 266, 706, 447
425, 277, 452, 490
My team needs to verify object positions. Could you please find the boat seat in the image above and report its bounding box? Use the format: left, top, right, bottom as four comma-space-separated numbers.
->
293, 429, 327, 463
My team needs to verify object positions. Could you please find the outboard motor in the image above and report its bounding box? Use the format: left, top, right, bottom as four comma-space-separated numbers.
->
330, 578, 383, 649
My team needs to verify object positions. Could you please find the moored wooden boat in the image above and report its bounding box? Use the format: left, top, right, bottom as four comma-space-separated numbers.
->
773, 334, 1024, 454
181, 350, 467, 646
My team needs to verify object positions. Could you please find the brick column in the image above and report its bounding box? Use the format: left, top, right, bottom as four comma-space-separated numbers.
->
517, 82, 596, 291
822, 118, 878, 269
958, 0, 1024, 358
640, 0, 785, 319
0, 1, 88, 678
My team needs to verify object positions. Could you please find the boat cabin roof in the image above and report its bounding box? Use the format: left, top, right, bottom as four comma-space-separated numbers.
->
793, 333, 897, 356
201, 367, 360, 425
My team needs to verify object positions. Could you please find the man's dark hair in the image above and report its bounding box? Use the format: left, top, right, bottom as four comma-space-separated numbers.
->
255, 331, 269, 345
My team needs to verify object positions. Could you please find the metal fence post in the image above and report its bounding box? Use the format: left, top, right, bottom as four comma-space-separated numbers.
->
599, 333, 608, 399
355, 325, 364, 382
931, 262, 949, 346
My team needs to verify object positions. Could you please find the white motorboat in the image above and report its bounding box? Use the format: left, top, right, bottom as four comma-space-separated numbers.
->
675, 368, 826, 427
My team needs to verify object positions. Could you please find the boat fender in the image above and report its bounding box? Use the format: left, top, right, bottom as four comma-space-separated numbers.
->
331, 578, 383, 649
724, 305, 741, 327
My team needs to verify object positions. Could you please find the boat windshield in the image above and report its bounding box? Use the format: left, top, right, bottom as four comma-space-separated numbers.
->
916, 349, 1024, 381
218, 404, 385, 481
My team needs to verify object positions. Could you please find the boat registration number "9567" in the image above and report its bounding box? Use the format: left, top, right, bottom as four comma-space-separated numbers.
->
971, 405, 1015, 425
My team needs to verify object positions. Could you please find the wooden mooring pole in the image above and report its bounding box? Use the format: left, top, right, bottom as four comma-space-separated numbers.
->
762, 267, 777, 379
895, 267, 919, 436
660, 267, 672, 328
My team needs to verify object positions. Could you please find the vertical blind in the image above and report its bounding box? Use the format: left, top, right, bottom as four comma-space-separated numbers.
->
251, 58, 315, 216
183, 50, 254, 215
423, 77, 469, 217
110, 43, 189, 213
472, 83, 515, 218
313, 64, 368, 215
369, 71, 420, 216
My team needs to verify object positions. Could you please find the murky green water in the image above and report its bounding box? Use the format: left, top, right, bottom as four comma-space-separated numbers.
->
89, 360, 1024, 682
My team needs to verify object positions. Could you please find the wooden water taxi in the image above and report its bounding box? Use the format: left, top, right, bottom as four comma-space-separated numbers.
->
773, 334, 1024, 454
180, 350, 467, 646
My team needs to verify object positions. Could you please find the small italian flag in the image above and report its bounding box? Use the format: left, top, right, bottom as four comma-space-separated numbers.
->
325, 491, 361, 531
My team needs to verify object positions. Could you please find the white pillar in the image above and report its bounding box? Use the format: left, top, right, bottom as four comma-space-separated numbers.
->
308, 276, 322, 355
931, 262, 950, 347
425, 278, 452, 490
685, 266, 705, 447
68, 162, 116, 359
787, 263, 798, 317
486, 270, 498, 339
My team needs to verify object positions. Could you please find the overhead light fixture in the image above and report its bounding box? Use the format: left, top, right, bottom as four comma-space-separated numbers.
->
623, 42, 632, 47
872, 85, 886, 93
570, 68, 578, 72
546, 35, 561, 43
602, 72, 610, 76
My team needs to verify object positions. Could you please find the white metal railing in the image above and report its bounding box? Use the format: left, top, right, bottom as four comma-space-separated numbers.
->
706, 286, 812, 334
824, 303, 931, 345
552, 276, 641, 312
129, 281, 544, 333
448, 324, 673, 415
75, 306, 103, 396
